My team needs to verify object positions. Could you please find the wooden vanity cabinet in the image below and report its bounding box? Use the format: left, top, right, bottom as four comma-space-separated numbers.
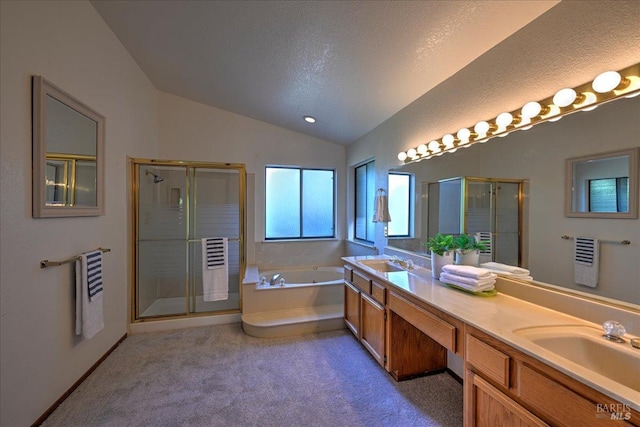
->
344, 268, 387, 367
464, 326, 639, 426
344, 280, 360, 338
386, 290, 450, 380
360, 292, 385, 367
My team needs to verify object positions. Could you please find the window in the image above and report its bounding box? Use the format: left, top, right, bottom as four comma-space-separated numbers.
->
354, 161, 375, 243
388, 172, 411, 237
589, 177, 629, 212
265, 166, 335, 239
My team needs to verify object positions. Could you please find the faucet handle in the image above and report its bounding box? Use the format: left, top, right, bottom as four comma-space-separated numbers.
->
602, 320, 626, 342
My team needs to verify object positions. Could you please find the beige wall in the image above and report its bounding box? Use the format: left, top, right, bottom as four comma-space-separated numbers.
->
157, 92, 347, 268
0, 1, 158, 425
346, 1, 640, 304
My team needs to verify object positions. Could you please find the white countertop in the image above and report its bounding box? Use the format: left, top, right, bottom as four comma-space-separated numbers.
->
342, 255, 640, 412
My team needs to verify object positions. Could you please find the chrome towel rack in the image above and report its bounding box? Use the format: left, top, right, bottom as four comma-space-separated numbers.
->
40, 247, 111, 269
561, 235, 630, 245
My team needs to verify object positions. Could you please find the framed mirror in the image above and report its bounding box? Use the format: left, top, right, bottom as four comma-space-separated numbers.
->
565, 147, 638, 219
32, 76, 105, 217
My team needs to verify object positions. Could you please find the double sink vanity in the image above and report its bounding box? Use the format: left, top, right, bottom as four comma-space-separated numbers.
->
342, 255, 640, 426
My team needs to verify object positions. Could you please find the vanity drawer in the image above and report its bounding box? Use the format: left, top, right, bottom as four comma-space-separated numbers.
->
371, 280, 386, 305
388, 291, 456, 352
352, 270, 371, 294
343, 266, 353, 283
466, 334, 510, 389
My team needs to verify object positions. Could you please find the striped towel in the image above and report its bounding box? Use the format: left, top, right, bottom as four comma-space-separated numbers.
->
85, 250, 103, 301
75, 250, 104, 340
204, 238, 226, 269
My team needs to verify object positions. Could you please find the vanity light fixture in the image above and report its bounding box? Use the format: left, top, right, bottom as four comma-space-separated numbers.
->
457, 128, 471, 144
552, 88, 577, 107
496, 112, 514, 128
303, 115, 316, 123
442, 134, 455, 149
592, 71, 625, 93
398, 62, 640, 164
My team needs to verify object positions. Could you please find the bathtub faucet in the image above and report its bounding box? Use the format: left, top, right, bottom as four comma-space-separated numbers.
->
269, 274, 281, 286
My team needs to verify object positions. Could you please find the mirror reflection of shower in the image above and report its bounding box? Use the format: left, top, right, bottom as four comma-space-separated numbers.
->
145, 169, 164, 183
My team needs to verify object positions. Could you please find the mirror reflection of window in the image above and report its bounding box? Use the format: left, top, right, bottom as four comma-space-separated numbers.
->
589, 177, 629, 212
387, 173, 411, 237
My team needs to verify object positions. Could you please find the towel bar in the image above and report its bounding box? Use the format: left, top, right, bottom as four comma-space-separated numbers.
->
40, 247, 111, 269
561, 235, 630, 245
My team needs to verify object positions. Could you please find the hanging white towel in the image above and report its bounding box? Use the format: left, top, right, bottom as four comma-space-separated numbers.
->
202, 238, 228, 301
75, 250, 104, 340
574, 237, 599, 288
372, 190, 391, 223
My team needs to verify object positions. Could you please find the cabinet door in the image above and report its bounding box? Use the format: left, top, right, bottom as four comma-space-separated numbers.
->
344, 281, 360, 338
360, 292, 385, 367
465, 370, 548, 427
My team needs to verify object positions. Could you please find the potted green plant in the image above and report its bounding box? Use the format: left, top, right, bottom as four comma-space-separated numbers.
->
454, 233, 489, 266
424, 233, 456, 279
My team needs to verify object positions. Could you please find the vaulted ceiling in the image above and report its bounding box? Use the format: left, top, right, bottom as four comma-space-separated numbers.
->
91, 1, 558, 145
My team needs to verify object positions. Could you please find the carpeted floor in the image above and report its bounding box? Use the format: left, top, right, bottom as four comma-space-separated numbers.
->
43, 324, 463, 427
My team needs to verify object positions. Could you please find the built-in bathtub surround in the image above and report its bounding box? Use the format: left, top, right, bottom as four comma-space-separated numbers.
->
242, 266, 345, 338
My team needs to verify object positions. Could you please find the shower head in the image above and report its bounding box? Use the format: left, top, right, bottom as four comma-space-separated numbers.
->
145, 170, 164, 183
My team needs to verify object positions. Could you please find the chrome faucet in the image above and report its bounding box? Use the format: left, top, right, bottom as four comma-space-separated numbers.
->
269, 273, 281, 286
602, 320, 626, 343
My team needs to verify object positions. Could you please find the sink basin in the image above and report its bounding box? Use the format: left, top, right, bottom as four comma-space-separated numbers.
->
513, 325, 640, 392
358, 259, 404, 273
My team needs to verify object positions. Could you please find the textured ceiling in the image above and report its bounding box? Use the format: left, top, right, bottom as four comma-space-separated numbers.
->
91, 1, 558, 145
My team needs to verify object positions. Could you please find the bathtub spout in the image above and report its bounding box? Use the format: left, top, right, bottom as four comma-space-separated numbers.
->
269, 274, 281, 286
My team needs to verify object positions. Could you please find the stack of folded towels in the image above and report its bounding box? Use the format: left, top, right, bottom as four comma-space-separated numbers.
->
480, 262, 532, 281
440, 265, 497, 293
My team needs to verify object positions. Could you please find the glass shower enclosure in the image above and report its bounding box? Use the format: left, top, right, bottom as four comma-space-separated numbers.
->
427, 177, 523, 266
132, 160, 245, 320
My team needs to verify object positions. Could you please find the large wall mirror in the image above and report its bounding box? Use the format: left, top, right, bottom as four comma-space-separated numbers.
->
388, 95, 639, 306
565, 147, 638, 219
32, 76, 105, 217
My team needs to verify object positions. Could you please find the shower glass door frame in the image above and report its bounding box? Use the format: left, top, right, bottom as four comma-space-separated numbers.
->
462, 177, 524, 266
131, 159, 246, 322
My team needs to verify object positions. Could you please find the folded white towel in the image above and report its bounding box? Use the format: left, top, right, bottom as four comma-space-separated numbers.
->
480, 262, 530, 275
440, 272, 496, 287
439, 276, 495, 292
441, 264, 495, 279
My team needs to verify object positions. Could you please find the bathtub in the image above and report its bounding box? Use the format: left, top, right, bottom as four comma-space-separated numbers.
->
242, 266, 345, 338
257, 266, 343, 289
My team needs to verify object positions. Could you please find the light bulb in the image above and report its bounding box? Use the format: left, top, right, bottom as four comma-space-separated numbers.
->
428, 140, 441, 153
398, 152, 407, 161
521, 101, 542, 119
496, 112, 513, 128
457, 128, 471, 144
592, 71, 622, 93
407, 148, 417, 158
474, 121, 490, 136
442, 134, 455, 148
417, 144, 428, 155
553, 88, 577, 107
303, 115, 316, 123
